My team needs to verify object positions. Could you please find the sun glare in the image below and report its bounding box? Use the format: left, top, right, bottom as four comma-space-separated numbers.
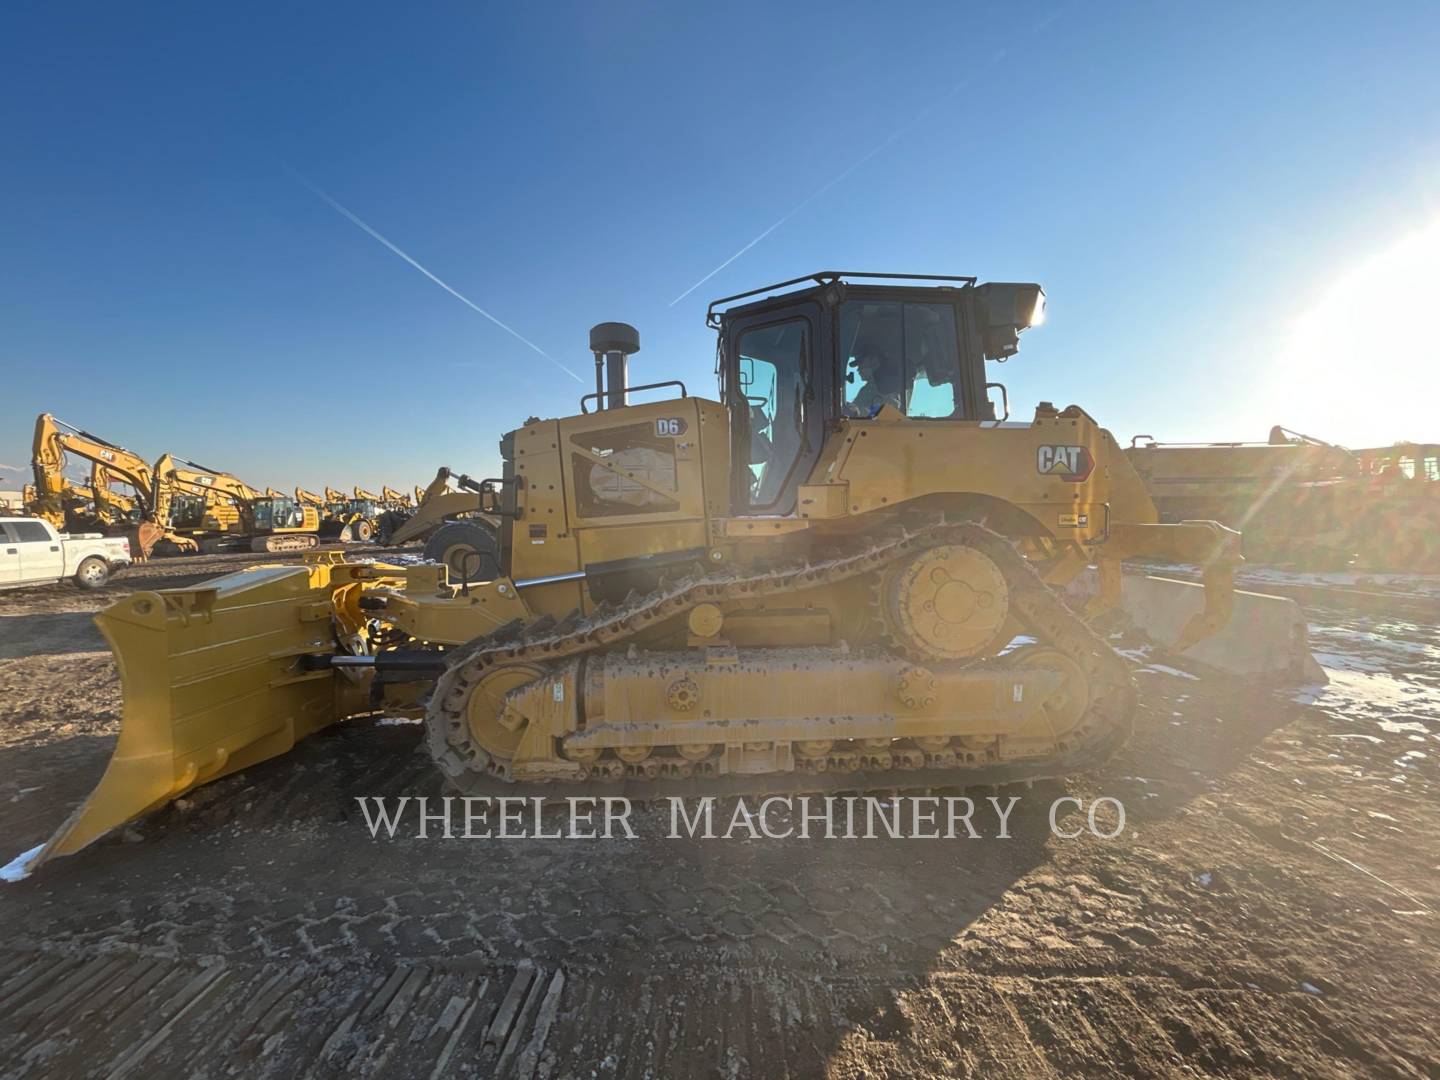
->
1275, 216, 1440, 447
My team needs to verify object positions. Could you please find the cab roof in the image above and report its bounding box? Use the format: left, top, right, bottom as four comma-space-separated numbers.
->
706, 271, 978, 329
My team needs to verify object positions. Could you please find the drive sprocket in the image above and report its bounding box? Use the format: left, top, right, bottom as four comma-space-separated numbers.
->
875, 543, 1011, 662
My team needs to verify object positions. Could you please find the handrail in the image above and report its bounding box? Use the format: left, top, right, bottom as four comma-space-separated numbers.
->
705, 270, 977, 327
580, 379, 688, 415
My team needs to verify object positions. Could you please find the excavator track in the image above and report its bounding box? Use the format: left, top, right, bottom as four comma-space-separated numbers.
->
423, 521, 1136, 797
252, 533, 320, 553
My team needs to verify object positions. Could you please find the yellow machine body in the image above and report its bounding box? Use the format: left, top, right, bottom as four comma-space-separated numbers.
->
35, 272, 1243, 867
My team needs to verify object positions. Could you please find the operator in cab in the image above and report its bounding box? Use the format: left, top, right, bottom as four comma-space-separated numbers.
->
844, 344, 903, 417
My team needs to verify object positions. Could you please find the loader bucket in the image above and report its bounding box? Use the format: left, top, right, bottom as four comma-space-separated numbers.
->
33, 564, 363, 869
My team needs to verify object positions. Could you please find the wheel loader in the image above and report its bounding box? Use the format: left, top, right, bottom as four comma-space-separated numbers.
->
312, 487, 385, 542
376, 465, 501, 575
33, 272, 1243, 868
302, 487, 372, 543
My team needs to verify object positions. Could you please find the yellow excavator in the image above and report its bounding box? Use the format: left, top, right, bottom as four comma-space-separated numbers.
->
89, 463, 144, 529
153, 455, 321, 553
34, 272, 1244, 867
151, 454, 249, 540
27, 414, 198, 558
295, 487, 327, 511
28, 467, 119, 534
382, 486, 413, 510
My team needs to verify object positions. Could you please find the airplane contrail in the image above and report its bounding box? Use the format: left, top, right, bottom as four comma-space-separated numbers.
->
288, 169, 582, 382
669, 78, 974, 308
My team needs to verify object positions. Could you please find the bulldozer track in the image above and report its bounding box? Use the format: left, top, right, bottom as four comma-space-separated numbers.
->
424, 521, 1136, 797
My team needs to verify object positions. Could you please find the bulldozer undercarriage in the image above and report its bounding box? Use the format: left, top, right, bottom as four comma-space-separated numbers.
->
424, 522, 1136, 796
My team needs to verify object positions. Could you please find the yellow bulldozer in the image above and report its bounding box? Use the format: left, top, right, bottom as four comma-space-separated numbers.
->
34, 272, 1243, 867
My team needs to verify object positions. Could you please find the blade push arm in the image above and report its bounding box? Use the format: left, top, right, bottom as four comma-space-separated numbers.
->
1093, 520, 1241, 653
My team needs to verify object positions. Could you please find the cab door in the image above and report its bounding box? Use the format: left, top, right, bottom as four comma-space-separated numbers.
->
9, 519, 64, 581
725, 299, 830, 515
0, 524, 22, 584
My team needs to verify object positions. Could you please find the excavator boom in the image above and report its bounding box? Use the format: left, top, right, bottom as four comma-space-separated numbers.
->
27, 413, 195, 557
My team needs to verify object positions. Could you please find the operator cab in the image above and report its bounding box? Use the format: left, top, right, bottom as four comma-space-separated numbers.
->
168, 492, 209, 529
710, 272, 1046, 514
254, 495, 306, 531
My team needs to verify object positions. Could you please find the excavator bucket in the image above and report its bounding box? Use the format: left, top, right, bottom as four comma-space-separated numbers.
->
32, 563, 365, 869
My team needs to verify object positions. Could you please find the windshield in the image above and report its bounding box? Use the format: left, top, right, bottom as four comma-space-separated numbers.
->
168, 492, 207, 528
839, 300, 961, 418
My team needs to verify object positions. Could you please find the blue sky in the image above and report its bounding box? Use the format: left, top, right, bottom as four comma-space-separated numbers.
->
3, 1, 1438, 491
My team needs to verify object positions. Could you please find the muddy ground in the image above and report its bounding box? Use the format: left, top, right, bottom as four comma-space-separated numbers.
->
0, 552, 1437, 1077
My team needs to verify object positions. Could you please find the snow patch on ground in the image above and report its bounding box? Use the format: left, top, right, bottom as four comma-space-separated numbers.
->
1379, 719, 1431, 735
376, 717, 422, 727
1140, 663, 1201, 681
1, 844, 43, 883
1292, 605, 1440, 761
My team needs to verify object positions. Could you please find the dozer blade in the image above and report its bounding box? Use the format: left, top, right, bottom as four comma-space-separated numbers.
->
1091, 520, 1242, 651
33, 564, 363, 869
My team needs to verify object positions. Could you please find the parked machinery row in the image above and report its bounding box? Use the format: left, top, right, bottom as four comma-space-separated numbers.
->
1127, 427, 1439, 571
21, 414, 417, 559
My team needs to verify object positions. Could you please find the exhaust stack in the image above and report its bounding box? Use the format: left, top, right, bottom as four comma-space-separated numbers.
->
589, 322, 640, 409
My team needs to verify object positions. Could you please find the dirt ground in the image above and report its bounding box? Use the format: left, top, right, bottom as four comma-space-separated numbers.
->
0, 552, 1437, 1077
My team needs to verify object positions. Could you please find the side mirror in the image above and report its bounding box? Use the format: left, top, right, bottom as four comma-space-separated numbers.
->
985, 381, 1010, 422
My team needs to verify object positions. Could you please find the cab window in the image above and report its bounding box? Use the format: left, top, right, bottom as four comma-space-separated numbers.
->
737, 318, 810, 508
839, 300, 961, 418
9, 520, 52, 542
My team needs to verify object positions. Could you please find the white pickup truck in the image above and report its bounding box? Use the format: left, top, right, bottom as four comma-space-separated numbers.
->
0, 517, 133, 590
